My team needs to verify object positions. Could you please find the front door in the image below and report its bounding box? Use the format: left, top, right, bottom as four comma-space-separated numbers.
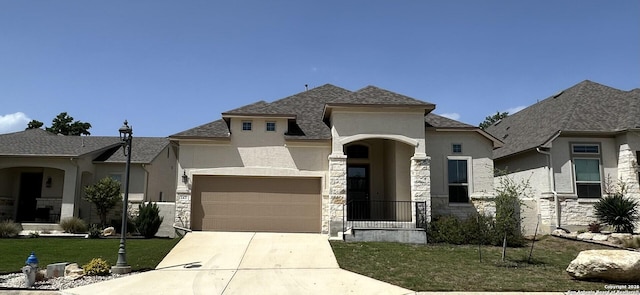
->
347, 165, 370, 220
17, 172, 43, 222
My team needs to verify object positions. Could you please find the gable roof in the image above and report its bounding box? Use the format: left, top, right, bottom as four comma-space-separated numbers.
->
0, 129, 121, 157
486, 80, 640, 159
0, 129, 169, 164
171, 84, 436, 140
96, 137, 170, 164
425, 113, 475, 128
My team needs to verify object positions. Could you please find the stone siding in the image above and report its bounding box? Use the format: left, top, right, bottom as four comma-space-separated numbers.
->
328, 154, 347, 237
411, 156, 431, 222
175, 192, 191, 228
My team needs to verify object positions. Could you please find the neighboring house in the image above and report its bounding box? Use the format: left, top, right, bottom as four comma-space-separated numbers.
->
486, 80, 640, 235
170, 84, 501, 240
0, 129, 176, 227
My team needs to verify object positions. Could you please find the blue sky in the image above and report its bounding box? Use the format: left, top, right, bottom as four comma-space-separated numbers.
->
1, 1, 638, 136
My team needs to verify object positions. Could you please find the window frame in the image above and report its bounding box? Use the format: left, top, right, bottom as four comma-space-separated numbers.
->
571, 143, 603, 198
241, 120, 253, 131
447, 156, 472, 203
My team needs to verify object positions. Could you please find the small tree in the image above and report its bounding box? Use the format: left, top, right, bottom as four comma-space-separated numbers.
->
84, 177, 122, 226
494, 169, 530, 260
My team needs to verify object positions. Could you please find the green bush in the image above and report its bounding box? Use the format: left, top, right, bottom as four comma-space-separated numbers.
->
427, 214, 499, 245
59, 217, 88, 233
135, 202, 164, 238
111, 217, 137, 234
87, 224, 102, 239
0, 220, 21, 238
594, 193, 639, 233
82, 258, 111, 276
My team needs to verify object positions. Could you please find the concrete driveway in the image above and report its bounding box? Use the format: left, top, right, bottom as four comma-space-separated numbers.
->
62, 232, 414, 295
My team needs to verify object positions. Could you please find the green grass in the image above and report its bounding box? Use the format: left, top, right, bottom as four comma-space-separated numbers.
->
331, 235, 616, 292
0, 237, 180, 274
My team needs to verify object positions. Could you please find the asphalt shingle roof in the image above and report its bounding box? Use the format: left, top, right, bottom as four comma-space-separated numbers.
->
171, 84, 440, 140
425, 113, 475, 128
486, 80, 640, 159
0, 129, 168, 164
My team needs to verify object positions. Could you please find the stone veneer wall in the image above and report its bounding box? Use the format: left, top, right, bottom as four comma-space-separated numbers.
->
328, 154, 347, 237
175, 192, 191, 228
410, 156, 431, 222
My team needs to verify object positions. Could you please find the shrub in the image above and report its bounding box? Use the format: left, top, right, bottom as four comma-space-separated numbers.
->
135, 202, 164, 238
427, 214, 499, 245
87, 224, 102, 239
111, 217, 137, 234
587, 221, 601, 233
594, 193, 639, 233
82, 258, 111, 276
0, 220, 21, 238
60, 217, 88, 233
494, 170, 529, 248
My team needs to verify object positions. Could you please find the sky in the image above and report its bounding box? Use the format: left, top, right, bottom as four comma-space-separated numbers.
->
1, 1, 639, 137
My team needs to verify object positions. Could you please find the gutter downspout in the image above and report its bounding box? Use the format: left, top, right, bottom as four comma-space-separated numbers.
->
536, 148, 562, 230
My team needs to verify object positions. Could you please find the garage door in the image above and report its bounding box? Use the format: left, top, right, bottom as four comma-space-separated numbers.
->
191, 176, 322, 233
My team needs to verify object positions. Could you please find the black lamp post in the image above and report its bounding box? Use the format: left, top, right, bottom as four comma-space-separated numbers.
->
112, 120, 132, 274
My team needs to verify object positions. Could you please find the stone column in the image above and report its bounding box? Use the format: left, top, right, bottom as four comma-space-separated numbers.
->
328, 153, 347, 237
411, 155, 431, 223
618, 144, 640, 199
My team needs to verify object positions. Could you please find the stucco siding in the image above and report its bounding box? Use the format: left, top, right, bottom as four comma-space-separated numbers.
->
426, 130, 495, 218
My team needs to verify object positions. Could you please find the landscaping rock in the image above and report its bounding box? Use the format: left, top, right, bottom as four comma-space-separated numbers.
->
552, 229, 566, 236
592, 234, 609, 241
65, 263, 84, 278
576, 232, 594, 240
611, 233, 632, 239
103, 227, 116, 236
608, 237, 623, 244
566, 250, 640, 282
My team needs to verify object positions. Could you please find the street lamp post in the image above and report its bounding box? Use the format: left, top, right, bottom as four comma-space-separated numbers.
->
112, 120, 132, 274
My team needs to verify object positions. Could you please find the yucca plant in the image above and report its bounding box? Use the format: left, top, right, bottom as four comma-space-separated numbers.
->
594, 193, 639, 233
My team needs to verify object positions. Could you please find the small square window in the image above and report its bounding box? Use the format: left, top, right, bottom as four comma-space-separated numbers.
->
452, 144, 462, 153
242, 121, 252, 131
266, 121, 276, 132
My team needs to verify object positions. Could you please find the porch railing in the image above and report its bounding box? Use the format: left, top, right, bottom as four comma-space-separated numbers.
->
343, 200, 427, 233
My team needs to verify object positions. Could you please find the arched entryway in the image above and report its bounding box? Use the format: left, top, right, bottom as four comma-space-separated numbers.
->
344, 139, 414, 223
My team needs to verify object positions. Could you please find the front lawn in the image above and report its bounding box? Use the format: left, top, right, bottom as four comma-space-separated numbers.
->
0, 237, 180, 274
331, 236, 616, 292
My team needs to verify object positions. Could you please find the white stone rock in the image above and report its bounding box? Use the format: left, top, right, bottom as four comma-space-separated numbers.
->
551, 229, 566, 236
102, 227, 116, 236
577, 232, 594, 240
611, 233, 633, 239
566, 250, 640, 282
592, 234, 609, 241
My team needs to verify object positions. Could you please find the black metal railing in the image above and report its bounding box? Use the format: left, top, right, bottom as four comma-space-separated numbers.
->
343, 200, 428, 232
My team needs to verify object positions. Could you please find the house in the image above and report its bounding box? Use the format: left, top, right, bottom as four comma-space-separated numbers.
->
0, 128, 177, 232
170, 84, 501, 241
486, 80, 640, 235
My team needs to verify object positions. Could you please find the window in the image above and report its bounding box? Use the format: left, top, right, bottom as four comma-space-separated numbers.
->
448, 158, 469, 203
572, 144, 602, 198
242, 121, 252, 131
452, 144, 462, 153
574, 158, 602, 198
266, 121, 276, 132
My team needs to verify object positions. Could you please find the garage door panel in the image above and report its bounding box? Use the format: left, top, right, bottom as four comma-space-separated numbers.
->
192, 176, 321, 233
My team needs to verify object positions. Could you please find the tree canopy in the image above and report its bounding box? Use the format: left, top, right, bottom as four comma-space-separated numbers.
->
479, 111, 508, 130
26, 112, 92, 135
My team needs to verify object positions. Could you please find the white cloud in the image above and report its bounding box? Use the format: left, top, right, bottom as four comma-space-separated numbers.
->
0, 112, 31, 134
505, 105, 526, 115
438, 112, 461, 120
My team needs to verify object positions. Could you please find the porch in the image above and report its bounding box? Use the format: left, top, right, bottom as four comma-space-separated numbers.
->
342, 200, 428, 243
